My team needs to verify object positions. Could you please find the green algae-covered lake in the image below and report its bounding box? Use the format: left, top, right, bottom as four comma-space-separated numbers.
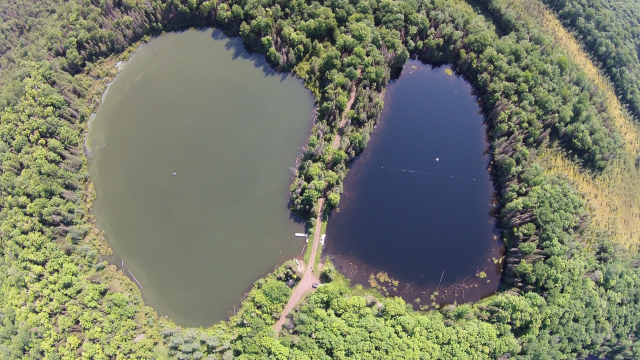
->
88, 29, 312, 327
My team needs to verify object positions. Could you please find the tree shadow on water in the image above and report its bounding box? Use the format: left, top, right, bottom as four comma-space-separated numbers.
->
288, 209, 310, 233
207, 28, 289, 82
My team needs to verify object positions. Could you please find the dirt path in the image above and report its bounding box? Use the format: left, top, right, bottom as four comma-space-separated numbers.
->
273, 86, 357, 334
331, 86, 358, 149
273, 198, 323, 333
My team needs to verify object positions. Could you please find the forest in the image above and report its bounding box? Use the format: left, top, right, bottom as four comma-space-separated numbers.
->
0, 0, 640, 359
541, 0, 640, 121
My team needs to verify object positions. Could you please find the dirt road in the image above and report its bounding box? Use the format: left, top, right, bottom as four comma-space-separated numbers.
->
273, 198, 323, 333
273, 85, 358, 334
331, 86, 358, 149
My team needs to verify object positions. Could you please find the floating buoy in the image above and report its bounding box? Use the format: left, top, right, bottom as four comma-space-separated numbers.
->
436, 158, 439, 162
172, 172, 176, 176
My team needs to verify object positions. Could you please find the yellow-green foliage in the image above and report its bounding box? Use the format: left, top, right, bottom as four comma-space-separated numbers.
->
537, 149, 640, 249
505, 0, 640, 248
508, 0, 640, 156
3, 0, 640, 359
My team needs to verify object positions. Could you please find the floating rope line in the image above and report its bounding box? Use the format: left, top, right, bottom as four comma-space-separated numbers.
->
383, 166, 476, 181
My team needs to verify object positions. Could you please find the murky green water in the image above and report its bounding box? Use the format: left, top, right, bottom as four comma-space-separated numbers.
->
88, 29, 312, 327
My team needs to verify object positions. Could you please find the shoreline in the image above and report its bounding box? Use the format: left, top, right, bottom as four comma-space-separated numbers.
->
82, 30, 316, 328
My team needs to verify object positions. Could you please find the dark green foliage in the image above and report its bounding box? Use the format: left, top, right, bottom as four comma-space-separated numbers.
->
287, 0, 618, 217
0, 0, 639, 358
542, 0, 640, 120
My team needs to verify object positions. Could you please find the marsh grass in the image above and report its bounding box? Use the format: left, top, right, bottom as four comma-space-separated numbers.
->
537, 149, 640, 249
508, 0, 640, 156
502, 0, 640, 248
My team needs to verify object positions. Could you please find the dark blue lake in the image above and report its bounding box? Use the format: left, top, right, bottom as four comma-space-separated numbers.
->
324, 60, 503, 307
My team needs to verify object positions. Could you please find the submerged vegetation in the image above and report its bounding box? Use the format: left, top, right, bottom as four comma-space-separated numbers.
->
1, 0, 640, 359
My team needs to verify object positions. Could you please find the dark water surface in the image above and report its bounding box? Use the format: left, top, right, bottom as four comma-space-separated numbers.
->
325, 61, 503, 307
88, 29, 312, 326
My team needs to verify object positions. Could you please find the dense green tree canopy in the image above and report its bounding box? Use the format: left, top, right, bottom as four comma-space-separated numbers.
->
542, 0, 640, 120
0, 0, 639, 359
